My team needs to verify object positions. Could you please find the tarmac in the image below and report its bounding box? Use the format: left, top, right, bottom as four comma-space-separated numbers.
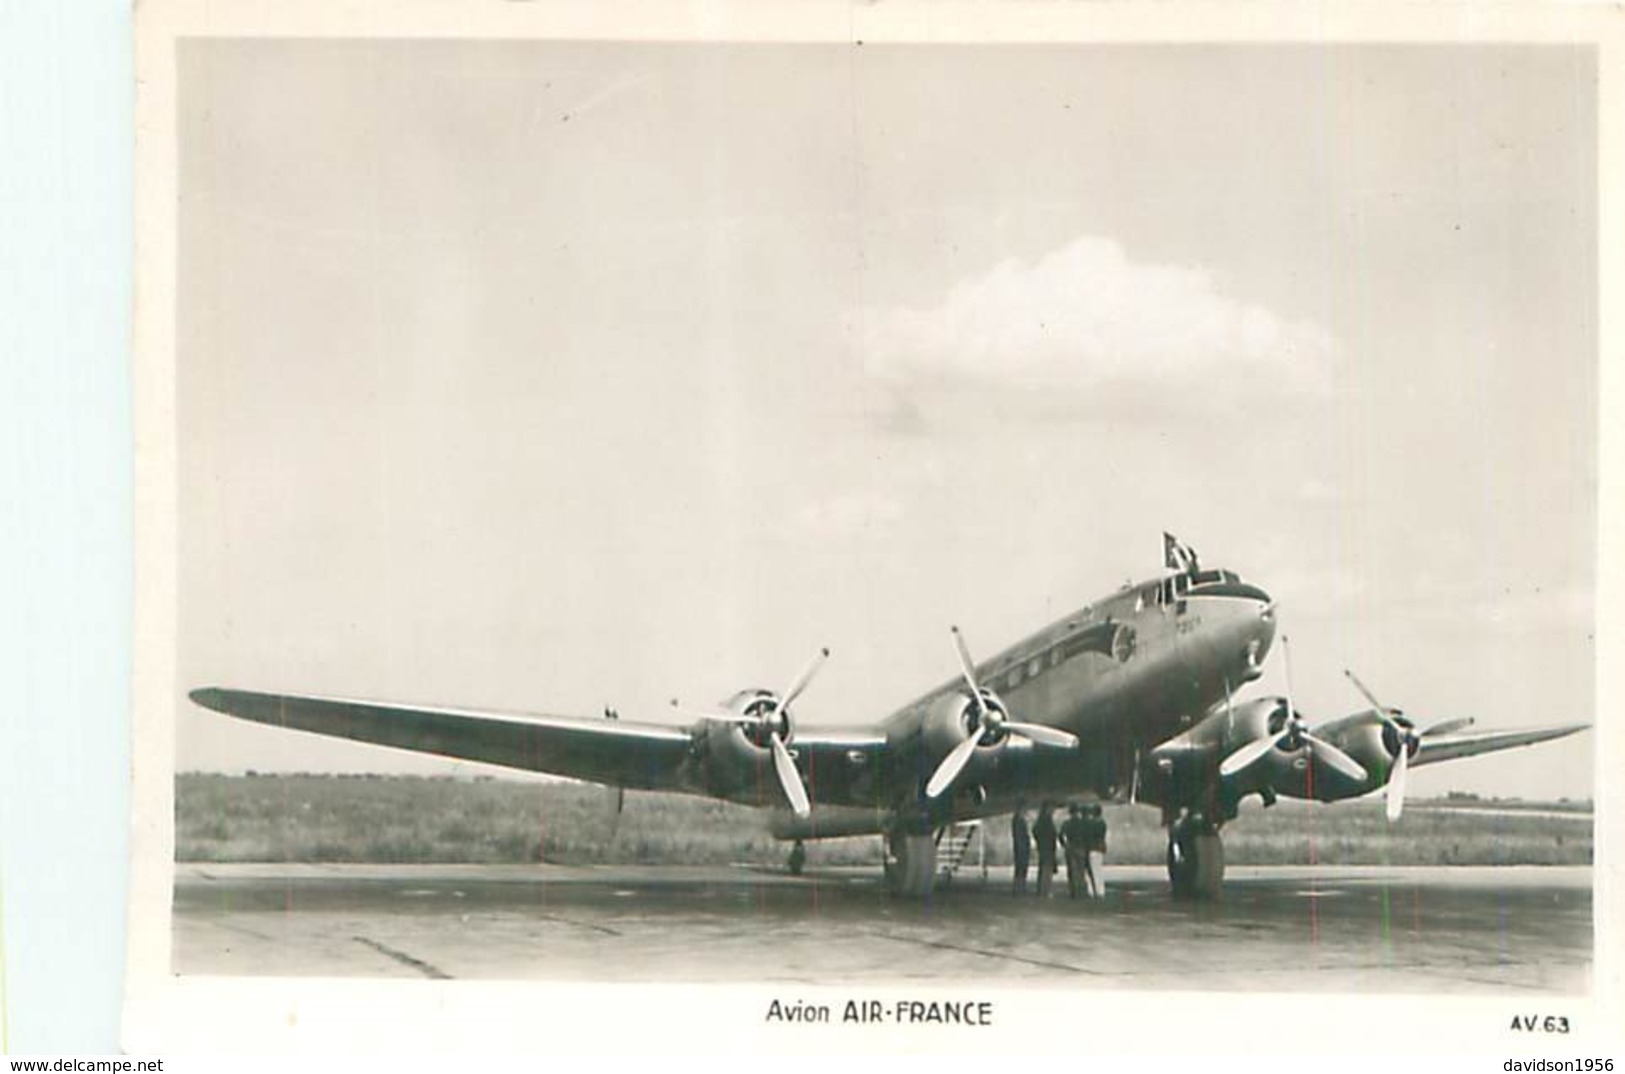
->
172, 862, 1591, 993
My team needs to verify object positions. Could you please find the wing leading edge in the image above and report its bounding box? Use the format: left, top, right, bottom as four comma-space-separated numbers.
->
1412, 722, 1590, 768
190, 687, 696, 792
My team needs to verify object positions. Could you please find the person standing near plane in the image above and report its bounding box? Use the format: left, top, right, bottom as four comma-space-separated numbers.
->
1084, 803, 1108, 899
1061, 804, 1089, 899
1033, 802, 1058, 897
1010, 803, 1032, 895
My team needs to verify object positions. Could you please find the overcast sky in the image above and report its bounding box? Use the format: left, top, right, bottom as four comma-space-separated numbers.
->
176, 41, 1596, 800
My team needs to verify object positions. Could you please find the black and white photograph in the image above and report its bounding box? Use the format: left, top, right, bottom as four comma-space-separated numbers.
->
125, 0, 1620, 1057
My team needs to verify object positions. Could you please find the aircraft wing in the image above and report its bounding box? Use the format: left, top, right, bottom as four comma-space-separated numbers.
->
1412, 722, 1589, 768
191, 686, 894, 807
190, 687, 697, 792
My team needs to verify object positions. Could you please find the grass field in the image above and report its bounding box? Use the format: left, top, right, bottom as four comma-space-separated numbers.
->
175, 773, 1592, 868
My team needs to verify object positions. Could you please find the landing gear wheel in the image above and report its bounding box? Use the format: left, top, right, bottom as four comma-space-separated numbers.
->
1167, 825, 1224, 900
887, 831, 937, 897
787, 840, 806, 876
1167, 838, 1193, 897
1190, 832, 1224, 900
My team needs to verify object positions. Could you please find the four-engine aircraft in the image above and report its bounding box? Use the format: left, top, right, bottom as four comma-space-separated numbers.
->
190, 536, 1589, 899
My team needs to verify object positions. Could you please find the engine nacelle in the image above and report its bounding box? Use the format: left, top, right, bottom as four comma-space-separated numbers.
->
1232, 706, 1409, 802
1310, 708, 1417, 796
920, 689, 1011, 761
720, 688, 792, 748
1152, 696, 1280, 776
695, 688, 795, 800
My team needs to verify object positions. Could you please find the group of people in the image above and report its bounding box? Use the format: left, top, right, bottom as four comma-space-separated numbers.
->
1009, 800, 1108, 900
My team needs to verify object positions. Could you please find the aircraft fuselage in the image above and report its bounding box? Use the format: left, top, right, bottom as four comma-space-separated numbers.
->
769, 568, 1276, 838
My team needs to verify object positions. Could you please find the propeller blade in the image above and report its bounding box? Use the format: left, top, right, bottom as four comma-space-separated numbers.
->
1343, 668, 1399, 729
1385, 740, 1409, 821
926, 727, 984, 799
1004, 722, 1078, 749
770, 732, 811, 817
950, 626, 989, 719
1422, 716, 1474, 738
1281, 634, 1297, 718
1301, 732, 1369, 783
1219, 729, 1287, 778
781, 647, 830, 710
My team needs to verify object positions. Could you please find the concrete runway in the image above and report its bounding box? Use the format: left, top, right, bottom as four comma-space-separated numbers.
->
173, 862, 1591, 993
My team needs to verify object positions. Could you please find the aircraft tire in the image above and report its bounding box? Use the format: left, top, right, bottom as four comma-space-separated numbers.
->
1190, 832, 1224, 900
1167, 829, 1223, 900
1167, 839, 1195, 898
888, 832, 937, 897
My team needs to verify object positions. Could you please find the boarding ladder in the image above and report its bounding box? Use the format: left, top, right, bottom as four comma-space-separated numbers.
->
934, 820, 987, 887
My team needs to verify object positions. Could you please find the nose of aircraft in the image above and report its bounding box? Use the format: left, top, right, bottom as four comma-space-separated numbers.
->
1256, 592, 1277, 636
1247, 590, 1277, 677
1181, 576, 1277, 682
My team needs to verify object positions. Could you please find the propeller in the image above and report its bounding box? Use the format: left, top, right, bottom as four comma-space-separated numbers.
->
770, 732, 809, 817
709, 648, 829, 818
1422, 716, 1475, 738
766, 648, 829, 818
925, 627, 1078, 800
1219, 635, 1368, 784
781, 647, 830, 713
1342, 668, 1422, 821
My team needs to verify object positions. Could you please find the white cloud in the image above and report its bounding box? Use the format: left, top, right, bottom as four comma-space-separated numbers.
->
862, 236, 1335, 403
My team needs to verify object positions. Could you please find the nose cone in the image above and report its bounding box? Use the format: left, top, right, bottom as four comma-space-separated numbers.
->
1196, 578, 1275, 679
1245, 582, 1275, 626
1179, 577, 1277, 683
1248, 597, 1278, 678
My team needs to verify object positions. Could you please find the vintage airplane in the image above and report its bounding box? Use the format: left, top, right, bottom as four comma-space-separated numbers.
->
190, 536, 1589, 899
